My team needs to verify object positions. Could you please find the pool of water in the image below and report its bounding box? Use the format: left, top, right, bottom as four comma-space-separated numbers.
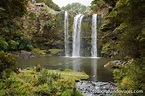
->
17, 56, 113, 82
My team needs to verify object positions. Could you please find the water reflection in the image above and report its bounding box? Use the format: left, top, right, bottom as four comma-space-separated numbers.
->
72, 58, 81, 72
17, 57, 113, 81
91, 58, 97, 81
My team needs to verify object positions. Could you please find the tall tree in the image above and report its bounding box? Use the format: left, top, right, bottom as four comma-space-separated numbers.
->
61, 3, 88, 13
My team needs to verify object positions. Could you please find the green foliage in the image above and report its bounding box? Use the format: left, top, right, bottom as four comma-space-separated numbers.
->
99, 0, 145, 58
91, 0, 106, 11
0, 20, 32, 51
0, 51, 17, 78
32, 48, 46, 55
0, 37, 8, 51
113, 59, 145, 96
61, 89, 83, 96
97, 0, 145, 95
0, 0, 27, 20
38, 69, 61, 84
18, 37, 33, 51
48, 49, 61, 56
25, 10, 63, 50
61, 3, 88, 13
64, 69, 74, 72
103, 0, 118, 7
90, 0, 118, 13
0, 0, 32, 51
0, 67, 83, 96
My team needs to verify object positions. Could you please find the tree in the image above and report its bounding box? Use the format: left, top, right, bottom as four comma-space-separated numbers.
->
0, 0, 27, 20
61, 3, 88, 13
0, 0, 32, 51
91, 0, 118, 13
91, 0, 106, 11
99, 0, 145, 58
95, 0, 145, 93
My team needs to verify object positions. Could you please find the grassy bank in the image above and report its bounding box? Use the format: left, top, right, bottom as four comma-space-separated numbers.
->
0, 67, 88, 96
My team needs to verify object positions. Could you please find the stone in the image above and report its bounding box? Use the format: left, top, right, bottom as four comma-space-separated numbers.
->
76, 80, 115, 96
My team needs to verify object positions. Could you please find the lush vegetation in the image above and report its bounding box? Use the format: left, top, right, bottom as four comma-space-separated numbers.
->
91, 0, 145, 95
0, 0, 32, 51
1, 0, 145, 95
0, 50, 87, 95
0, 0, 62, 52
0, 66, 87, 96
113, 59, 145, 96
0, 0, 88, 95
92, 0, 145, 58
0, 51, 17, 78
35, 0, 61, 11
23, 9, 63, 50
61, 3, 89, 13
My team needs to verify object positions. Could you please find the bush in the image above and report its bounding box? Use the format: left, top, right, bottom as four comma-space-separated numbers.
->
0, 37, 8, 51
61, 89, 83, 96
113, 59, 145, 96
0, 51, 17, 78
18, 37, 33, 51
0, 66, 85, 96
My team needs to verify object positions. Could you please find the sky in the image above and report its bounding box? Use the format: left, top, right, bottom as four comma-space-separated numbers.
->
52, 0, 93, 7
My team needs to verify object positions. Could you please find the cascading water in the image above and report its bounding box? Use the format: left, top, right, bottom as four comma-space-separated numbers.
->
64, 13, 98, 57
64, 11, 69, 57
91, 14, 98, 57
72, 14, 84, 57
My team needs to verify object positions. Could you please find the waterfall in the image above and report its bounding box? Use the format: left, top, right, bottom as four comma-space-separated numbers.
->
72, 14, 84, 57
64, 11, 69, 57
64, 13, 98, 57
91, 14, 98, 57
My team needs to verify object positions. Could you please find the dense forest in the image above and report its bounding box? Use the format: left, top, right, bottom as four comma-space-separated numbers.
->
0, 0, 85, 95
0, 0, 145, 95
91, 0, 145, 95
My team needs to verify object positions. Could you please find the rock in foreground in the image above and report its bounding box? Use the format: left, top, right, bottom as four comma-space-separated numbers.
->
76, 81, 115, 96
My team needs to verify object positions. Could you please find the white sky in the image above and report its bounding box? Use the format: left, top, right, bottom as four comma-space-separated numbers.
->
52, 0, 93, 7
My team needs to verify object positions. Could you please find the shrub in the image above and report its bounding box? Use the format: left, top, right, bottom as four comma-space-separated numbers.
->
61, 89, 83, 96
0, 51, 17, 78
113, 59, 145, 96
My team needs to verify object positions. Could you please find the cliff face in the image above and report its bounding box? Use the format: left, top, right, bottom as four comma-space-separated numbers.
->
91, 0, 145, 59
23, 2, 63, 50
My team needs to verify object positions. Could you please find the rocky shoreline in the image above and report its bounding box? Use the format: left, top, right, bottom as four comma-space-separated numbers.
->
17, 50, 63, 58
104, 60, 133, 68
76, 81, 115, 96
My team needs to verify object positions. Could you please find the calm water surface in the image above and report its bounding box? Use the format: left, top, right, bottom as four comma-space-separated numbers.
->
17, 56, 113, 82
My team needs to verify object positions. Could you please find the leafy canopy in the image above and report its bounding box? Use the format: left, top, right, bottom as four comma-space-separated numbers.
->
61, 3, 89, 13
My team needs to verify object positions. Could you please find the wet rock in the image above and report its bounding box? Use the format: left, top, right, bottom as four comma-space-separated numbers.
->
76, 81, 115, 96
19, 50, 35, 58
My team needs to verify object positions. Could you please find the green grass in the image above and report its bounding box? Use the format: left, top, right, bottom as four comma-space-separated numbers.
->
47, 69, 89, 81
